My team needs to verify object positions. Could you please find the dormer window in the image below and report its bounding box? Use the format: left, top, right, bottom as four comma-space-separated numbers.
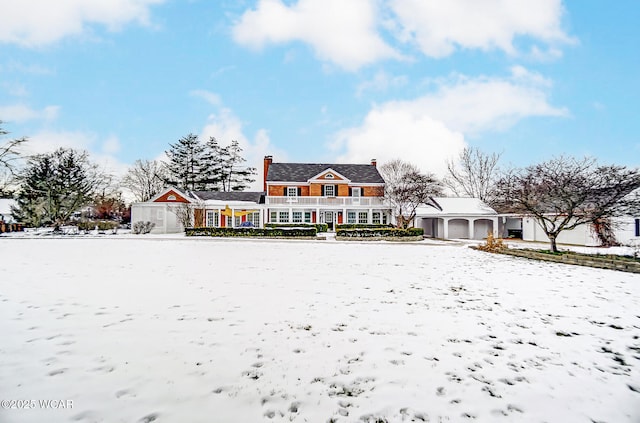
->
325, 173, 334, 179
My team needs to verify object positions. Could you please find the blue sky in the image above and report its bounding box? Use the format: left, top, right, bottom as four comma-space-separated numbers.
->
0, 0, 638, 189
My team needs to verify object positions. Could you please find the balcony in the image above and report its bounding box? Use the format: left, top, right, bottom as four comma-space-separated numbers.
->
266, 196, 386, 207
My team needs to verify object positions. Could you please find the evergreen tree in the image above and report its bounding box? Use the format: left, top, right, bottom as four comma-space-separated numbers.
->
165, 133, 206, 191
219, 140, 256, 192
199, 137, 226, 191
13, 148, 102, 228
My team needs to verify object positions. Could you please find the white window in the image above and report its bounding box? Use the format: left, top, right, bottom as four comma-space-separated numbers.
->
287, 187, 298, 197
347, 211, 356, 224
206, 211, 219, 227
270, 211, 277, 223
325, 173, 334, 179
382, 214, 387, 224
358, 211, 368, 224
157, 209, 164, 220
372, 212, 381, 224
351, 187, 361, 197
279, 211, 289, 223
235, 216, 241, 227
226, 216, 232, 227
247, 212, 260, 226
292, 211, 303, 223
304, 212, 312, 223
325, 185, 335, 197
167, 194, 177, 201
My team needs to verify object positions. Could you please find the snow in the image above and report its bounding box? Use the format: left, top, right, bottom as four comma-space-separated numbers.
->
416, 197, 497, 216
0, 237, 639, 423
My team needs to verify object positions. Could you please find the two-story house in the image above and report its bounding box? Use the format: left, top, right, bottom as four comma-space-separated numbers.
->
131, 156, 392, 233
263, 156, 391, 230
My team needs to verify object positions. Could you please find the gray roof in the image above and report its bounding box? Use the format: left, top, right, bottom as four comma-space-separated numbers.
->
267, 163, 384, 184
192, 191, 265, 203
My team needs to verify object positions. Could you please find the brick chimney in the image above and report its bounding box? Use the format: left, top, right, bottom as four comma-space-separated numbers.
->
263, 155, 273, 192
370, 159, 377, 167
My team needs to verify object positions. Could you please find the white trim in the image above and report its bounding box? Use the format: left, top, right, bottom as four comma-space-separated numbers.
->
307, 168, 351, 183
148, 186, 192, 203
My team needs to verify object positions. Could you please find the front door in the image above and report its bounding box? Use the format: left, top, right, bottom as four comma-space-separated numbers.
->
324, 211, 334, 231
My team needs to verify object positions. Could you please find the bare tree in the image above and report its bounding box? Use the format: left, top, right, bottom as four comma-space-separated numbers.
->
380, 159, 443, 228
0, 121, 28, 195
495, 156, 640, 252
444, 147, 501, 205
122, 159, 167, 202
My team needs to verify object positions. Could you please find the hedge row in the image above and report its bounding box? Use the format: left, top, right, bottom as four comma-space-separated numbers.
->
265, 223, 329, 232
185, 226, 318, 237
336, 223, 394, 229
336, 227, 424, 238
77, 220, 119, 231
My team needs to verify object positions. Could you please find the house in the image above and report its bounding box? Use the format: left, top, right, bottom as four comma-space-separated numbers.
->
130, 188, 264, 234
414, 197, 500, 240
130, 156, 391, 233
263, 156, 392, 231
520, 215, 640, 247
0, 198, 16, 224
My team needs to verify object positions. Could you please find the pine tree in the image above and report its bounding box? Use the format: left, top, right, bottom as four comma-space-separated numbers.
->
165, 134, 206, 191
219, 140, 256, 192
13, 148, 102, 228
199, 137, 226, 191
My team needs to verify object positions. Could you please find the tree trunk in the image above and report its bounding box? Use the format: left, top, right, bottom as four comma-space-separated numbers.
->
548, 234, 558, 253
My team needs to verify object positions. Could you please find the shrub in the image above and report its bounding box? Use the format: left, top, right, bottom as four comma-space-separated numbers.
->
132, 221, 156, 234
265, 223, 328, 232
336, 223, 394, 229
185, 226, 317, 237
477, 232, 505, 252
336, 227, 423, 238
77, 220, 119, 232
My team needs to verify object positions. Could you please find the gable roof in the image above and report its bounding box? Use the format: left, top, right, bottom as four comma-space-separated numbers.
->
416, 197, 497, 216
192, 191, 265, 204
267, 163, 384, 184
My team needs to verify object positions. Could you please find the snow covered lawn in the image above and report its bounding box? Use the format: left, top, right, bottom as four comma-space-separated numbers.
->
0, 237, 639, 422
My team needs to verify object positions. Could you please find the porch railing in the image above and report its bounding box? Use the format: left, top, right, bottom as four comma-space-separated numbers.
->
266, 196, 386, 206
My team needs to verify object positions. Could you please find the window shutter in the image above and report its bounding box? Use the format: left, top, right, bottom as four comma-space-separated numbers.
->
298, 187, 302, 196
284, 187, 287, 196
636, 218, 640, 237
321, 185, 325, 196
349, 187, 352, 196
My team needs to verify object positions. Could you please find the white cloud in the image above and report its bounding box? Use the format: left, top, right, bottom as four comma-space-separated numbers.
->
232, 0, 400, 71
333, 107, 466, 177
390, 0, 574, 58
0, 104, 60, 123
398, 67, 568, 135
25, 130, 129, 177
0, 0, 164, 47
333, 67, 567, 176
200, 107, 288, 191
190, 90, 222, 106
356, 70, 408, 96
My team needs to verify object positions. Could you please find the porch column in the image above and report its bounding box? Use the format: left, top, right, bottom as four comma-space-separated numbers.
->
231, 208, 235, 227
468, 218, 475, 240
368, 208, 372, 224
492, 217, 499, 238
218, 209, 221, 227
164, 204, 168, 233
443, 218, 449, 239
289, 207, 292, 224
342, 208, 347, 224
316, 208, 320, 223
